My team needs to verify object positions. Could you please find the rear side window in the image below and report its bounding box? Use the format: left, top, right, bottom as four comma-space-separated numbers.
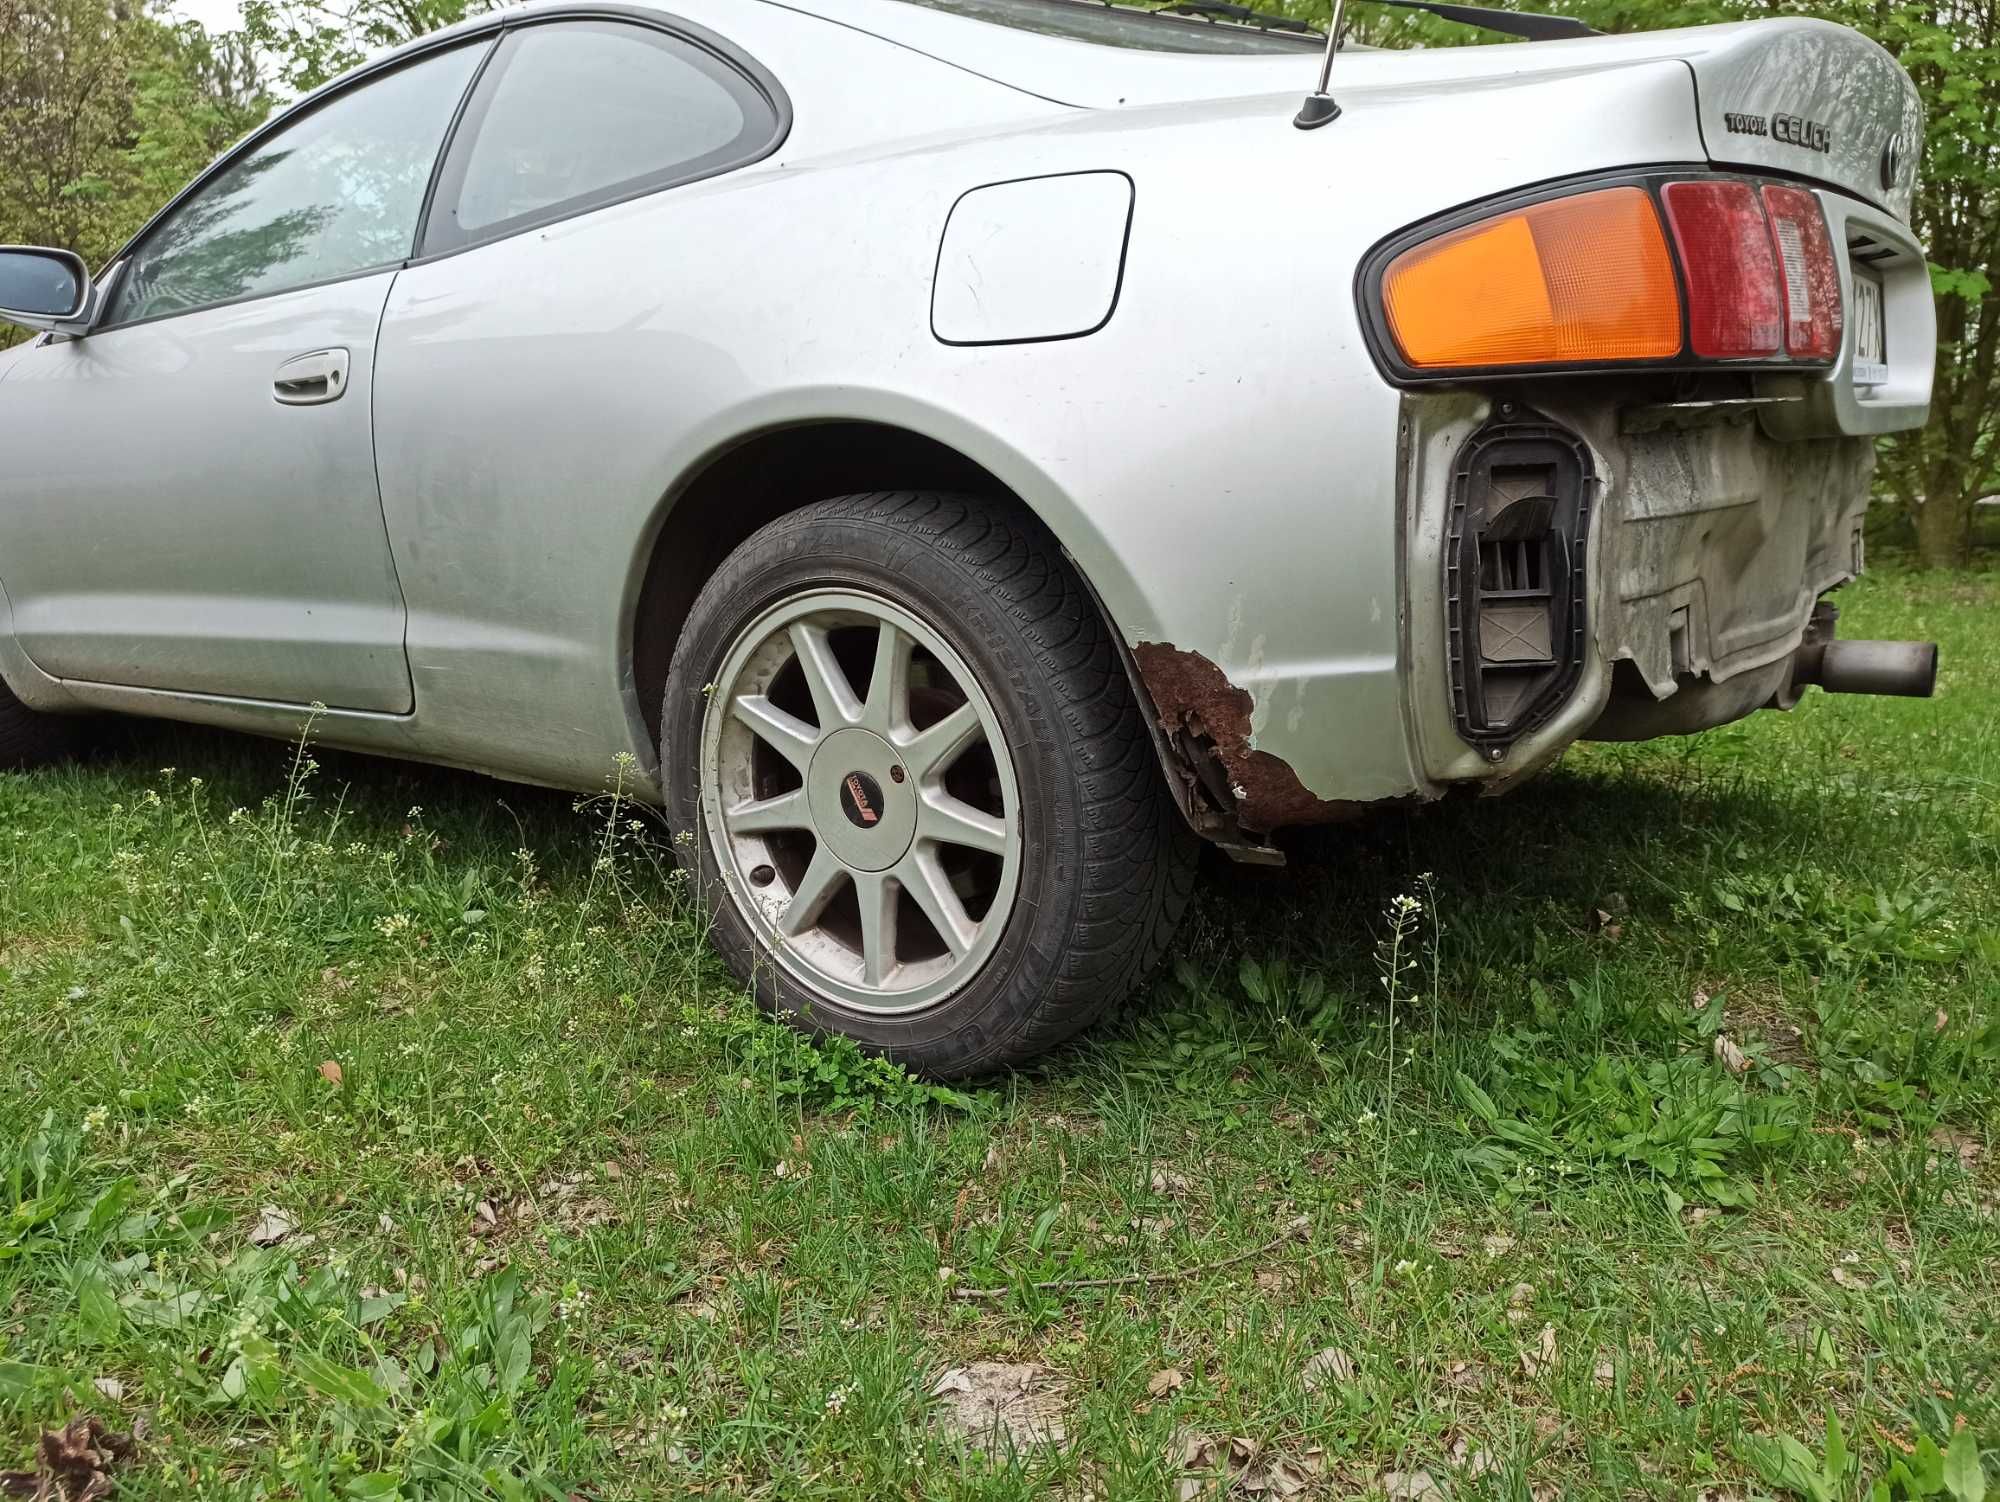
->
105, 42, 490, 327
422, 20, 782, 255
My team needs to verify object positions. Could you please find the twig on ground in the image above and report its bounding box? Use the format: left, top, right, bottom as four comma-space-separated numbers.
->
951, 1216, 1311, 1301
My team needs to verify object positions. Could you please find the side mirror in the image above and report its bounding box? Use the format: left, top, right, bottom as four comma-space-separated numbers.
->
0, 246, 96, 335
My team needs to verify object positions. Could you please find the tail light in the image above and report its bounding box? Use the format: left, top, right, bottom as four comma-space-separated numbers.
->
1761, 184, 1844, 359
1660, 179, 1782, 357
1382, 187, 1681, 369
1372, 173, 1846, 377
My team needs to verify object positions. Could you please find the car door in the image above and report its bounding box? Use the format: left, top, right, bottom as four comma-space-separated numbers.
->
367, 15, 787, 755
0, 38, 491, 712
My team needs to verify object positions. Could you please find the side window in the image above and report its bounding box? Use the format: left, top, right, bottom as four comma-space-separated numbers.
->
422, 21, 780, 256
105, 42, 489, 327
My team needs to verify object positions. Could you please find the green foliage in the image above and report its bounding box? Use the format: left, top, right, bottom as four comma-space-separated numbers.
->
0, 0, 268, 286
241, 0, 494, 94
1739, 1411, 1991, 1502
1, 1112, 566, 1498
721, 1006, 982, 1116
1708, 866, 1964, 971
0, 564, 1994, 1498
1453, 1008, 1806, 1207
1808, 981, 2000, 1128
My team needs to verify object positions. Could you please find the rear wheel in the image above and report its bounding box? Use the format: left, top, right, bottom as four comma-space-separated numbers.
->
0, 678, 83, 771
662, 492, 1196, 1077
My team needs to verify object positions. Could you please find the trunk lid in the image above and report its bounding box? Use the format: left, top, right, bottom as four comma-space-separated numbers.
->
854, 6, 1922, 219
1677, 18, 1922, 221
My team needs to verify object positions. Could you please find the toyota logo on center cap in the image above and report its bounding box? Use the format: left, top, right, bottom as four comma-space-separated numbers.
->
839, 770, 884, 828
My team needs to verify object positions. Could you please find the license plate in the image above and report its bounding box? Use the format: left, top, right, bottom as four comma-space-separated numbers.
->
1851, 272, 1888, 386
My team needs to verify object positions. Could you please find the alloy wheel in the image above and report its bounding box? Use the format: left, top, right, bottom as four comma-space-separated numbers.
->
698, 588, 1022, 1014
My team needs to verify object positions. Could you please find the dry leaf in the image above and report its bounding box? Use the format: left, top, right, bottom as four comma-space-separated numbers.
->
317, 1059, 343, 1086
1505, 1281, 1536, 1325
1481, 1233, 1515, 1258
1255, 1266, 1294, 1295
90, 1378, 123, 1402
1383, 1469, 1442, 1500
1174, 1433, 1321, 1499
249, 1206, 296, 1247
0, 1416, 138, 1502
1444, 1358, 1490, 1391
1301, 1347, 1356, 1390
1713, 1035, 1751, 1074
1521, 1322, 1558, 1377
1147, 1368, 1185, 1398
1150, 1167, 1194, 1196
1686, 1207, 1722, 1228
1447, 1434, 1496, 1477
931, 1363, 1067, 1450
1930, 1129, 1982, 1169
1593, 1356, 1616, 1390
1830, 1260, 1870, 1291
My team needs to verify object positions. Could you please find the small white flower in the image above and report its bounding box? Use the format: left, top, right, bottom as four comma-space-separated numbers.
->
824, 1385, 851, 1413
82, 1105, 109, 1134
1357, 1108, 1378, 1125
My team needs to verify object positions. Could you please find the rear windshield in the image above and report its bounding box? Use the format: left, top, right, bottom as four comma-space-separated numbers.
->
888, 0, 1320, 54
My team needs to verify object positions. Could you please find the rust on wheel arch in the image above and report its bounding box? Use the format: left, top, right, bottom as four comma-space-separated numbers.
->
1131, 641, 1370, 834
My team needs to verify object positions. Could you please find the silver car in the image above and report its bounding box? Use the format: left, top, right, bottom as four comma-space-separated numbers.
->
0, 0, 1939, 1074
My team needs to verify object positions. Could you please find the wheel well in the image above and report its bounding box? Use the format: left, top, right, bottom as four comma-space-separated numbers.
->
631, 421, 1020, 746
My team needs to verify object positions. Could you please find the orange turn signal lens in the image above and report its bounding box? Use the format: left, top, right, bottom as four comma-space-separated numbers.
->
1382, 187, 1684, 369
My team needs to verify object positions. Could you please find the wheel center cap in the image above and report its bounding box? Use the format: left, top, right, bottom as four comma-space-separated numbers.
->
808, 728, 915, 873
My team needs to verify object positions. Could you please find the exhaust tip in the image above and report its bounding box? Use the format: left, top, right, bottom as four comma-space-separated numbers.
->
1805, 639, 1939, 699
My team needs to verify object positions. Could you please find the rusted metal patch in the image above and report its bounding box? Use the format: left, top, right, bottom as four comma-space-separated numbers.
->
1131, 641, 1367, 834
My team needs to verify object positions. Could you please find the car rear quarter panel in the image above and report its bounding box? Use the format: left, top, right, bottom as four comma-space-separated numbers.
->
371, 32, 1704, 809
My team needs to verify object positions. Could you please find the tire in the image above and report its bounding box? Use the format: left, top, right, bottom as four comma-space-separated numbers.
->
662, 491, 1197, 1077
0, 675, 83, 770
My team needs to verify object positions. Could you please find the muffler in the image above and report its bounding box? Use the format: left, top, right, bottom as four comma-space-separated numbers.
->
1796, 638, 1938, 697
1780, 602, 1938, 705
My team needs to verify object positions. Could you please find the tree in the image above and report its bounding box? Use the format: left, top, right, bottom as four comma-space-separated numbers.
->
0, 0, 269, 258
240, 0, 489, 93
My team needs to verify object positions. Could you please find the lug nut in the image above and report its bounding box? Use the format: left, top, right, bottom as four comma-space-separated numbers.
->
749, 864, 776, 887
889, 765, 906, 784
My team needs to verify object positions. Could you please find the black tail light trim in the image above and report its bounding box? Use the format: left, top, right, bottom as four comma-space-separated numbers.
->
1355, 166, 1846, 387
1444, 413, 1593, 755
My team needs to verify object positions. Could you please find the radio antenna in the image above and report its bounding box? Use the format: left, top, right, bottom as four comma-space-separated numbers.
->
1294, 0, 1599, 128
1293, 0, 1347, 129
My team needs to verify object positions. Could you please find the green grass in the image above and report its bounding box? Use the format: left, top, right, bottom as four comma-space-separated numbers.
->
2, 563, 1996, 1501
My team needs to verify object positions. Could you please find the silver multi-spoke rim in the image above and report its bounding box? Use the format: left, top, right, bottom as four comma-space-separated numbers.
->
699, 589, 1021, 1014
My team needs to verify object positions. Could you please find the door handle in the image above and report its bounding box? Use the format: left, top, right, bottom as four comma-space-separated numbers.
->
273, 348, 351, 406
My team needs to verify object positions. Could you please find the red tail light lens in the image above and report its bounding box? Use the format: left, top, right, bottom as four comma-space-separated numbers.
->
1661, 180, 1782, 358
1761, 185, 1843, 361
